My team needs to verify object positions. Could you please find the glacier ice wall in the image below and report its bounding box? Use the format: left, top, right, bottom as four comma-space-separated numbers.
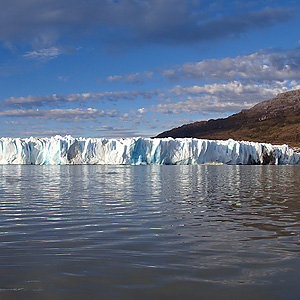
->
0, 135, 299, 165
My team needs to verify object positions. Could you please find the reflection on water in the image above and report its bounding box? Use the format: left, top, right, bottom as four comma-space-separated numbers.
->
0, 165, 299, 300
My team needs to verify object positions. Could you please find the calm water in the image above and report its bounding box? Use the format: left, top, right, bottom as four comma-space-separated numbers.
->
0, 165, 299, 300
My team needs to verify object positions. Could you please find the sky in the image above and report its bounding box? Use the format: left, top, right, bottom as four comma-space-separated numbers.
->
1, 0, 300, 138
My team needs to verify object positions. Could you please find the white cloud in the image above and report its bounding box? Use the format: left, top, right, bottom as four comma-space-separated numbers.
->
103, 48, 300, 89
152, 81, 289, 115
290, 80, 300, 90
23, 46, 62, 61
3, 47, 300, 136
4, 90, 159, 107
107, 71, 154, 84
137, 107, 148, 114
3, 80, 294, 122
0, 108, 119, 121
125, 73, 145, 84
162, 50, 300, 83
152, 96, 255, 115
167, 81, 286, 102
57, 76, 69, 82
107, 75, 122, 82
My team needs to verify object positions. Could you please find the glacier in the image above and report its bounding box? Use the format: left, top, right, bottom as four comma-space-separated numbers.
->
0, 135, 300, 165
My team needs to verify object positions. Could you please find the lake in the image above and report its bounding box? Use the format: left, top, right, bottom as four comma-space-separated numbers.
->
0, 165, 299, 299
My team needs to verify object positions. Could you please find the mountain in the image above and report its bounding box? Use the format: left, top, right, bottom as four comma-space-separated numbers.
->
156, 89, 300, 148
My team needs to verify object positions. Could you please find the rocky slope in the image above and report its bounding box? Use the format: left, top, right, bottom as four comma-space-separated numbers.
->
156, 89, 300, 148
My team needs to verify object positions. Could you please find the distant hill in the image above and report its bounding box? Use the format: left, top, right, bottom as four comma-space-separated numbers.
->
156, 89, 300, 148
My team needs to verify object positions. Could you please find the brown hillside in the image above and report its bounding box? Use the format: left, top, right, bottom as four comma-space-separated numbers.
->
156, 89, 300, 147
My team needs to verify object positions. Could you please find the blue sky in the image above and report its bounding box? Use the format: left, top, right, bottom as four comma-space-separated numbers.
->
1, 0, 300, 138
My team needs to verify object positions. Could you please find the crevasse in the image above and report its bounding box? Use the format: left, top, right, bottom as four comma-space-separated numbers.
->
0, 135, 299, 165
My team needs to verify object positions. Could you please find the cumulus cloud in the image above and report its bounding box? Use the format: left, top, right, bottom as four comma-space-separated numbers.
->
0, 1, 296, 48
106, 71, 153, 84
57, 75, 69, 82
162, 49, 300, 83
103, 48, 300, 87
2, 79, 295, 121
137, 107, 148, 114
152, 96, 255, 115
152, 81, 288, 115
0, 108, 119, 122
290, 80, 300, 90
4, 90, 159, 108
167, 81, 287, 102
23, 46, 62, 61
2, 46, 300, 135
107, 75, 122, 83
125, 73, 146, 84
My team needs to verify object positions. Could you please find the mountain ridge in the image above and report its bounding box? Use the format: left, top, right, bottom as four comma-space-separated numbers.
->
155, 89, 300, 148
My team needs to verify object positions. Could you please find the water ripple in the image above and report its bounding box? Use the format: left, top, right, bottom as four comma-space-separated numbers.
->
0, 165, 299, 299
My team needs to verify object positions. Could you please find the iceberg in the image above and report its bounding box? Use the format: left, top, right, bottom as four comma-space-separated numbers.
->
0, 135, 299, 165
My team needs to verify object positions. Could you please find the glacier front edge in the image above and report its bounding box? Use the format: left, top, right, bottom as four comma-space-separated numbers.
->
0, 136, 299, 165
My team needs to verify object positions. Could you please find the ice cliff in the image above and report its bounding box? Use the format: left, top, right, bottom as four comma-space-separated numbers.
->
0, 135, 299, 165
